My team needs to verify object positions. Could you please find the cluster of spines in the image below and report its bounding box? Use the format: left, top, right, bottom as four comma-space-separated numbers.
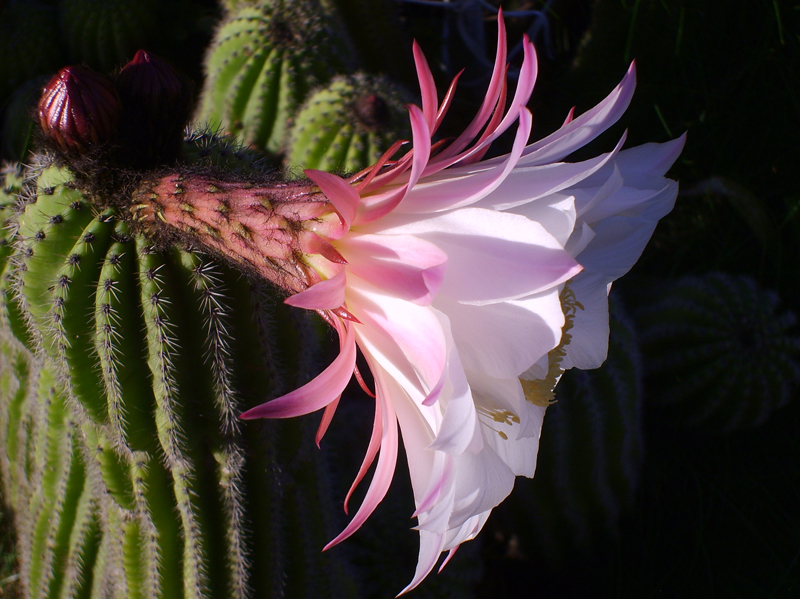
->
504, 296, 644, 565
636, 271, 800, 432
182, 127, 270, 174
14, 363, 99, 599
197, 1, 351, 154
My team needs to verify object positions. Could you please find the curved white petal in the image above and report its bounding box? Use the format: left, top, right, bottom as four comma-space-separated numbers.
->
558, 271, 611, 370
435, 290, 564, 379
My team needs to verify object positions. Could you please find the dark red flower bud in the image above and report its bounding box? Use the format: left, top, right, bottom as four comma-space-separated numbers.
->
38, 66, 120, 154
116, 50, 191, 164
117, 50, 186, 111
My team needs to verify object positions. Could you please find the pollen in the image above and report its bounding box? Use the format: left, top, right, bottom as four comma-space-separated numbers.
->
522, 285, 583, 407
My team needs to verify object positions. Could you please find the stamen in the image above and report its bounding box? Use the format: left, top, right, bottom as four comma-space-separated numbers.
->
475, 405, 520, 440
522, 285, 584, 407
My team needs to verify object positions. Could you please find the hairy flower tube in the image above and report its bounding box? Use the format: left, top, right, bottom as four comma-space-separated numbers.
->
135, 14, 683, 594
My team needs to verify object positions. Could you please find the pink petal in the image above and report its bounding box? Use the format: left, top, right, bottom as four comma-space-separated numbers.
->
305, 169, 361, 235
426, 36, 538, 174
324, 390, 398, 549
413, 40, 438, 132
239, 323, 356, 419
433, 13, 508, 161
517, 62, 636, 166
344, 399, 383, 514
398, 107, 533, 213
357, 105, 432, 224
433, 70, 462, 134
302, 232, 347, 265
338, 233, 447, 305
284, 269, 347, 311
315, 396, 340, 447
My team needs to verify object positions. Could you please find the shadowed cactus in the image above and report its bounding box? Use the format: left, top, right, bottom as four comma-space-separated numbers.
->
196, 1, 352, 154
286, 73, 411, 175
1, 76, 49, 162
0, 155, 362, 598
182, 128, 271, 173
499, 296, 645, 565
58, 0, 160, 73
637, 272, 800, 433
0, 0, 62, 106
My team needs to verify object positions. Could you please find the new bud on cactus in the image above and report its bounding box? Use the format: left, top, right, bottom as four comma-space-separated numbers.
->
38, 66, 120, 154
116, 49, 191, 165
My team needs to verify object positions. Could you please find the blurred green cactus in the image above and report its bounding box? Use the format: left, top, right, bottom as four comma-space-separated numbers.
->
58, 0, 160, 73
286, 73, 410, 175
196, 1, 352, 154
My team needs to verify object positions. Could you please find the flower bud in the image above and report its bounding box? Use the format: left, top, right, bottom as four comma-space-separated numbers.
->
38, 65, 120, 154
116, 49, 190, 164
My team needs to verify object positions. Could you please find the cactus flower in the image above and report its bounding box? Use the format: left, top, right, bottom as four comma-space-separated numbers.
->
232, 14, 685, 593
118, 13, 686, 593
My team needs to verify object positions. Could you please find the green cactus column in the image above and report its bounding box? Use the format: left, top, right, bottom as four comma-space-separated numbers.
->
196, 1, 351, 154
0, 157, 362, 599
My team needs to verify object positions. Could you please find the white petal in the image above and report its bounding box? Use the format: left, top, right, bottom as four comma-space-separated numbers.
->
559, 271, 611, 370
576, 181, 679, 280
474, 135, 625, 211
427, 312, 483, 455
447, 438, 515, 527
436, 290, 564, 379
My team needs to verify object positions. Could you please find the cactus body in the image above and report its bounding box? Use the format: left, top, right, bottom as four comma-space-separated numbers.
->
286, 73, 410, 174
503, 297, 645, 564
637, 272, 800, 432
0, 158, 361, 598
197, 2, 350, 153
